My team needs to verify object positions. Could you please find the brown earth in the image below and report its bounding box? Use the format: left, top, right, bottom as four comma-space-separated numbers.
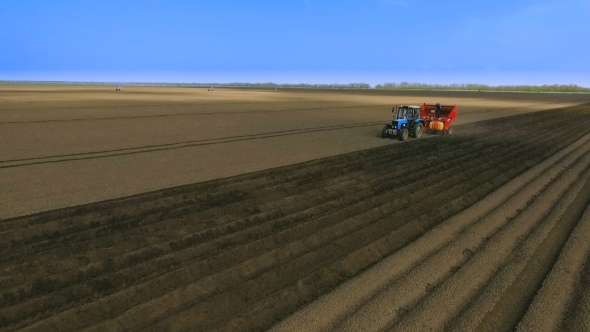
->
2, 87, 590, 331
1, 86, 589, 219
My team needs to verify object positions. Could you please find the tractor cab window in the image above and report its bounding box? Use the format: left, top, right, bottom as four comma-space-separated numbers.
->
397, 108, 408, 119
400, 108, 417, 119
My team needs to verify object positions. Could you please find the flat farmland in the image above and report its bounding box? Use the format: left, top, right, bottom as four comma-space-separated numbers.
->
1, 86, 589, 218
2, 87, 590, 331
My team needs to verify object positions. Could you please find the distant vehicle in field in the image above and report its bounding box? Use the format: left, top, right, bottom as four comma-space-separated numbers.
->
381, 103, 458, 140
382, 105, 425, 141
115, 85, 121, 91
208, 86, 214, 91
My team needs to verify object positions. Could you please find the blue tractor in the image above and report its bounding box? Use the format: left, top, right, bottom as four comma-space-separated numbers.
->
381, 105, 425, 141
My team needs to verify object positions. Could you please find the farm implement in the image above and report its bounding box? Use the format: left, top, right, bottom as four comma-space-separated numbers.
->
421, 103, 458, 135
382, 103, 457, 140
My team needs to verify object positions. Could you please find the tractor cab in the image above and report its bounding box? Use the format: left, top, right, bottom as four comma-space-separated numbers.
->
395, 105, 420, 121
382, 105, 425, 141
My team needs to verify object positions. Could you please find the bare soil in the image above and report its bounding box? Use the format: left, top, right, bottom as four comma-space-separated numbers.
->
1, 86, 588, 219
2, 87, 590, 331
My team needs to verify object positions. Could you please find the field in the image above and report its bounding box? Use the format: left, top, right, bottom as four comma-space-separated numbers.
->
2, 86, 590, 331
2, 86, 588, 219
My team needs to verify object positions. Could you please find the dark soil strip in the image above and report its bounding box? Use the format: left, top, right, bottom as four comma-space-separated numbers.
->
561, 249, 590, 331
152, 120, 590, 331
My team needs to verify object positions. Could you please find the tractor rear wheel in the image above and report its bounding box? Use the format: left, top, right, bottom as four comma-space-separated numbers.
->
381, 125, 389, 138
412, 123, 424, 138
399, 127, 409, 141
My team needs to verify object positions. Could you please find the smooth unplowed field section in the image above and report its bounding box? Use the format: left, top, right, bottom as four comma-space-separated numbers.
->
2, 86, 589, 219
2, 104, 590, 331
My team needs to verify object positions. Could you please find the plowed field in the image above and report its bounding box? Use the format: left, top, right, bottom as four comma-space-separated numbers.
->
2, 102, 590, 331
2, 86, 589, 219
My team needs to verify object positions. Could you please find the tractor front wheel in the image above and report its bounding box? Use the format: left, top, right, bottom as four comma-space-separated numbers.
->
413, 123, 424, 138
399, 127, 409, 141
381, 125, 389, 138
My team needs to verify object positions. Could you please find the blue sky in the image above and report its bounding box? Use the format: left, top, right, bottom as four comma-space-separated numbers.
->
1, 0, 589, 86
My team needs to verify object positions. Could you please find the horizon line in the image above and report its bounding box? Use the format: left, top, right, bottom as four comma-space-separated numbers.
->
2, 80, 590, 89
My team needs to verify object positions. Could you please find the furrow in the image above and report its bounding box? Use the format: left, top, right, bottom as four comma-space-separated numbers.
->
15, 132, 528, 332
446, 167, 590, 331
157, 122, 588, 330
0, 135, 474, 266
559, 234, 590, 331
386, 144, 590, 331
516, 204, 590, 332
0, 137, 485, 303
1, 136, 504, 330
3, 105, 590, 332
144, 156, 514, 332
215, 132, 582, 332
0, 128, 445, 232
269, 130, 590, 332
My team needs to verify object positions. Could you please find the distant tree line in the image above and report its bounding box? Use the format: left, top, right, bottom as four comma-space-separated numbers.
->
0, 80, 371, 89
2, 80, 589, 93
186, 82, 372, 89
374, 82, 590, 93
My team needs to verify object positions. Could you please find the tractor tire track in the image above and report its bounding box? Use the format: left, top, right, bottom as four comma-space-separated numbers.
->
0, 121, 386, 169
0, 103, 391, 124
1, 100, 568, 167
